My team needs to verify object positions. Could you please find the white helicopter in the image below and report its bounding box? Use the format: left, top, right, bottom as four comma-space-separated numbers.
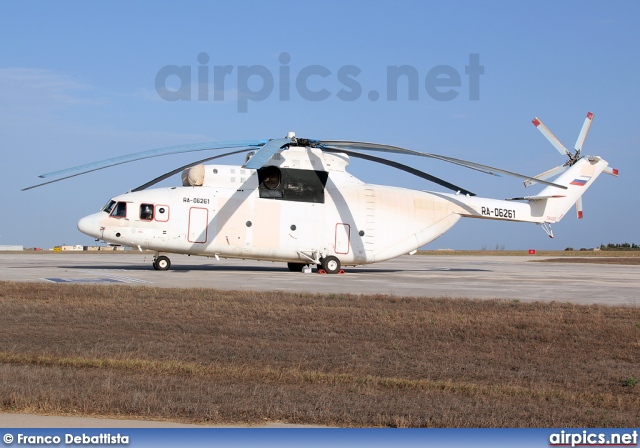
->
25, 113, 617, 273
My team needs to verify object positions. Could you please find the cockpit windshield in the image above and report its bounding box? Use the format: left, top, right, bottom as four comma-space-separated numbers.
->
102, 199, 116, 214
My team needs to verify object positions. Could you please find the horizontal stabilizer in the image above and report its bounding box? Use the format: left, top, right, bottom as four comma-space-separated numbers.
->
505, 195, 567, 201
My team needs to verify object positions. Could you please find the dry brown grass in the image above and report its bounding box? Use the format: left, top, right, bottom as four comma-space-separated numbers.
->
418, 250, 640, 257
533, 258, 640, 265
0, 281, 638, 427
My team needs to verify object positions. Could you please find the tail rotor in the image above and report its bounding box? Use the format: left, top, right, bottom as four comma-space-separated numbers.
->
525, 112, 616, 219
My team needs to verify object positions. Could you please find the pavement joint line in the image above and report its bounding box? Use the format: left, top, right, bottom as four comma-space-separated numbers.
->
77, 269, 153, 284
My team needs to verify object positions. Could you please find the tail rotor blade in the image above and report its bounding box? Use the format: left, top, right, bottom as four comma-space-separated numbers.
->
574, 112, 594, 154
576, 196, 583, 219
523, 164, 567, 188
532, 117, 571, 157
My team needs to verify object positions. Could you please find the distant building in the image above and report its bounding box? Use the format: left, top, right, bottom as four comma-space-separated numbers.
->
51, 245, 127, 252
53, 244, 84, 252
83, 245, 126, 251
0, 245, 24, 251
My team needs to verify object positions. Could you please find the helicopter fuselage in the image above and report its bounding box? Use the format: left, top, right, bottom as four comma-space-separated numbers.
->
76, 146, 609, 271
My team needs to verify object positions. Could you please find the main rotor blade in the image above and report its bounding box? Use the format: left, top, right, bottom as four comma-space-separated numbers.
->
131, 149, 251, 192
574, 112, 594, 154
318, 141, 500, 175
318, 141, 567, 189
23, 166, 114, 191
321, 147, 475, 196
23, 149, 251, 191
243, 138, 291, 169
531, 118, 571, 157
39, 140, 264, 179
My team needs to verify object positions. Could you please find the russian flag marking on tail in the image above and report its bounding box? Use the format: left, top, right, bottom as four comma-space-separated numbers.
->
570, 178, 588, 186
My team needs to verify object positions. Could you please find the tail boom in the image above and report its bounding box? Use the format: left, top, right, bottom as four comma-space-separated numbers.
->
438, 157, 609, 224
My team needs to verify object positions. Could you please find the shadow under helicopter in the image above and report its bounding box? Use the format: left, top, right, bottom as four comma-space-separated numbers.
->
67, 264, 491, 274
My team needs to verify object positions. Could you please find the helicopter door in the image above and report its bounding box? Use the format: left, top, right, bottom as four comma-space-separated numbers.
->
188, 207, 208, 243
335, 223, 350, 254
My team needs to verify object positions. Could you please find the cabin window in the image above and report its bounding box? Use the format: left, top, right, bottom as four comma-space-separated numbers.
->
110, 201, 127, 218
155, 205, 170, 222
102, 200, 116, 214
257, 167, 328, 203
140, 203, 154, 221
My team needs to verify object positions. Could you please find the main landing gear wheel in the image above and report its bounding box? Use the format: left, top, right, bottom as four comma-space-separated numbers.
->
153, 255, 171, 271
319, 256, 341, 274
287, 262, 306, 272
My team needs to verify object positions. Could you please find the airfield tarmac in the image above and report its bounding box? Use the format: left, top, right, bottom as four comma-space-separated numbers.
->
0, 252, 637, 306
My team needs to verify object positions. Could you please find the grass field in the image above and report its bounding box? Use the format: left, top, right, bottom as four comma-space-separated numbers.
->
418, 250, 640, 265
0, 281, 638, 427
417, 250, 640, 258
534, 258, 640, 265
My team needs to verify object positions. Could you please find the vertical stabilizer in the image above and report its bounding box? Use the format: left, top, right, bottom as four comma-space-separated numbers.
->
535, 157, 608, 223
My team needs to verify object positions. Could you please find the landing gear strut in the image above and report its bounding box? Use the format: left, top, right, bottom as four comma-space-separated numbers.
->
153, 255, 171, 271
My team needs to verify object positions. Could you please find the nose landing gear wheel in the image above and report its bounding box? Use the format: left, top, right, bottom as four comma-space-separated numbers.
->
153, 255, 171, 271
319, 256, 341, 274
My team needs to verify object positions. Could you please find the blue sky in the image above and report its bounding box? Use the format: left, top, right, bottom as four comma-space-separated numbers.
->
1, 1, 638, 250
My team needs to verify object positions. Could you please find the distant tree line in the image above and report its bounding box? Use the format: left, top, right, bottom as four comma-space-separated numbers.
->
600, 243, 640, 251
564, 243, 640, 251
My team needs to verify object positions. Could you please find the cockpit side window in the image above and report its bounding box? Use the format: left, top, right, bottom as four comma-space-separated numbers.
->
140, 203, 154, 221
110, 201, 127, 218
262, 166, 281, 189
102, 200, 116, 214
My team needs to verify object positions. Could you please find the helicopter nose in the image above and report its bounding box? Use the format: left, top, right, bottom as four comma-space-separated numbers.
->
77, 213, 102, 239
